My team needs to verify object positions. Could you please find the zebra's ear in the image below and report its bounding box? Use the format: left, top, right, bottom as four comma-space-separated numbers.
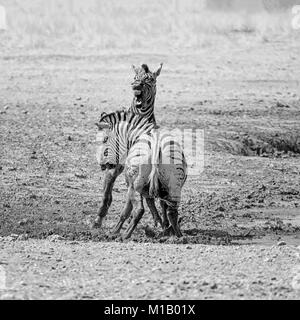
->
96, 122, 111, 130
132, 65, 138, 74
154, 63, 163, 78
141, 64, 149, 73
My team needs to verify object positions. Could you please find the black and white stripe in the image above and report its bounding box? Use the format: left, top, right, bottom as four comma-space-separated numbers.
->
128, 63, 163, 124
97, 110, 187, 202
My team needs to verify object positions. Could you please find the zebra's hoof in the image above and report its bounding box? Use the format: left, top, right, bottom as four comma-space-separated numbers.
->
111, 229, 120, 235
162, 226, 174, 236
92, 217, 102, 229
122, 233, 131, 241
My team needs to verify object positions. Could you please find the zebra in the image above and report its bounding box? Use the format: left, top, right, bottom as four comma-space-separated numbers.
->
96, 110, 187, 239
93, 63, 163, 228
129, 63, 163, 124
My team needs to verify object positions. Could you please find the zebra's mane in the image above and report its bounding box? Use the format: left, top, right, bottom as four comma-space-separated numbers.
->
98, 109, 153, 131
99, 109, 129, 124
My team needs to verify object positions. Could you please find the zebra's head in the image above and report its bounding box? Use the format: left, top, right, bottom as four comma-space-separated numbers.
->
131, 63, 163, 112
96, 111, 126, 170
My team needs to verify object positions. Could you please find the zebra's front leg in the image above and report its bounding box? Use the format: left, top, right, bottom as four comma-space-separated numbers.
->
112, 189, 133, 234
160, 201, 175, 236
167, 205, 183, 238
160, 200, 170, 231
146, 198, 163, 229
123, 194, 145, 239
93, 165, 124, 228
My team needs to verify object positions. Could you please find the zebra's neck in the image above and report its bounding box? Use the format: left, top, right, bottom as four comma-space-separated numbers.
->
128, 115, 154, 146
99, 110, 155, 167
130, 98, 156, 124
115, 114, 154, 162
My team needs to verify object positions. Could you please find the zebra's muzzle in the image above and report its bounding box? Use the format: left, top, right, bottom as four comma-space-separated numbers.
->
133, 90, 141, 96
134, 90, 143, 107
135, 100, 142, 107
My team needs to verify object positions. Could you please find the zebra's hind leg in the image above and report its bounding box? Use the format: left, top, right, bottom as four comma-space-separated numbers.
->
160, 200, 170, 231
167, 205, 183, 238
146, 198, 163, 228
123, 194, 145, 239
112, 189, 133, 234
93, 165, 124, 228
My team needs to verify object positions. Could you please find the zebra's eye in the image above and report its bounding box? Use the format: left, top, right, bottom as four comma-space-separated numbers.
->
147, 75, 154, 81
103, 136, 108, 143
104, 148, 108, 157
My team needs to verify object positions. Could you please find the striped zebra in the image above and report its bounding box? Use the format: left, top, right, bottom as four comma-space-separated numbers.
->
129, 63, 163, 124
96, 110, 187, 239
93, 63, 163, 228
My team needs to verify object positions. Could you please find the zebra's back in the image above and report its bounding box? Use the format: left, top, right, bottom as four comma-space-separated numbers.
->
126, 129, 187, 203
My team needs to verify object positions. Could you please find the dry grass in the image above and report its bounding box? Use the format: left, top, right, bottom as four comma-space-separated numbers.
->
0, 0, 298, 52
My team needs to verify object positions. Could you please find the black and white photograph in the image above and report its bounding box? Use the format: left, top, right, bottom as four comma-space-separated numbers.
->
0, 0, 300, 302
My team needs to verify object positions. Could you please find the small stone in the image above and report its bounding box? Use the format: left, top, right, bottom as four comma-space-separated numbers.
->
277, 241, 286, 246
18, 219, 30, 226
47, 234, 64, 242
213, 213, 225, 218
6, 234, 19, 242
75, 172, 87, 179
17, 234, 29, 241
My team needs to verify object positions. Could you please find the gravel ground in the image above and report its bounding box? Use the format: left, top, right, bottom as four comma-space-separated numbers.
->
0, 237, 300, 300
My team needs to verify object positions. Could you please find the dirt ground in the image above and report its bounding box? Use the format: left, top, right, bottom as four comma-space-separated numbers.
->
0, 37, 300, 299
1, 237, 300, 300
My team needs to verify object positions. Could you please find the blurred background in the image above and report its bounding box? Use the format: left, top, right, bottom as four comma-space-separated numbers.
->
0, 0, 300, 53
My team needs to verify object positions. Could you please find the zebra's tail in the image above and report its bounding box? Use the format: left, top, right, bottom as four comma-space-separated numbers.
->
149, 139, 160, 198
